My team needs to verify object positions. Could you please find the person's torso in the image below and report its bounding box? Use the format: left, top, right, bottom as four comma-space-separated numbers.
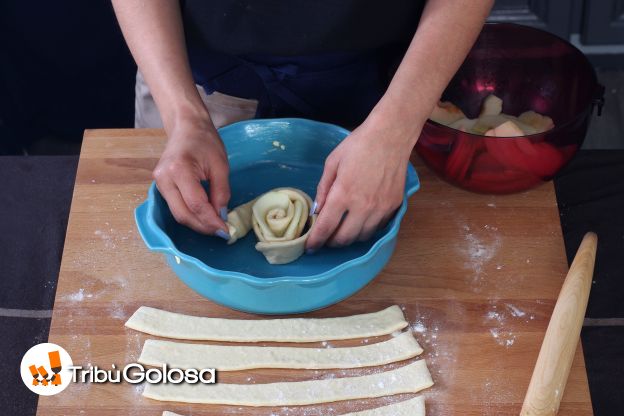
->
181, 0, 425, 56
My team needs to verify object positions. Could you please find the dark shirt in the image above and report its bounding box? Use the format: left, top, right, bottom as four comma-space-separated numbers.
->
181, 0, 425, 56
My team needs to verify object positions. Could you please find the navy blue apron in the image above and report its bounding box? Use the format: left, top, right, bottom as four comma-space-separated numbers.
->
188, 49, 399, 129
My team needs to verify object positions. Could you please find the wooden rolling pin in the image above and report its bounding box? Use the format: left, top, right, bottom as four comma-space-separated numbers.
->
521, 232, 598, 416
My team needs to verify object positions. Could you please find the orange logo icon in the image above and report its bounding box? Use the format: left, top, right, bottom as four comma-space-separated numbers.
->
21, 343, 73, 395
28, 350, 63, 387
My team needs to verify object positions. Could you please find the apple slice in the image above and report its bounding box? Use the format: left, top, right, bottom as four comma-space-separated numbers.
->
518, 111, 555, 133
484, 120, 525, 137
472, 114, 514, 135
449, 117, 477, 132
479, 94, 503, 117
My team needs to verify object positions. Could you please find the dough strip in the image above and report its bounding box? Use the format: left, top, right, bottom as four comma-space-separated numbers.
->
125, 305, 408, 342
139, 331, 423, 371
162, 395, 425, 415
143, 359, 433, 406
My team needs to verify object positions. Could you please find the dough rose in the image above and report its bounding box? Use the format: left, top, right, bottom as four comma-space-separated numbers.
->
225, 188, 316, 264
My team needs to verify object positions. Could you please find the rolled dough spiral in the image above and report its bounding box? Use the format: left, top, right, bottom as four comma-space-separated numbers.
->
226, 188, 316, 264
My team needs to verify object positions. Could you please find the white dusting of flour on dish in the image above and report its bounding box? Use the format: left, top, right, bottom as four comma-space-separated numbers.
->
272, 140, 286, 150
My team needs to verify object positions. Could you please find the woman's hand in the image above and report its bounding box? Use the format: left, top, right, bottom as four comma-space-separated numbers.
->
113, 0, 232, 237
306, 116, 421, 251
153, 116, 231, 238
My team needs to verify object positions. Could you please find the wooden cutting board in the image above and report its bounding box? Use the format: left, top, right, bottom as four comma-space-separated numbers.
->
37, 129, 593, 415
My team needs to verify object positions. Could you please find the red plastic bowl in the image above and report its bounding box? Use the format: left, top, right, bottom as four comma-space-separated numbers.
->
415, 23, 604, 194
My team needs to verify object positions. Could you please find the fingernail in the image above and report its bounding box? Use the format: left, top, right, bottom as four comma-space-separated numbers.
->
215, 229, 230, 241
305, 248, 316, 255
219, 207, 228, 222
309, 200, 318, 216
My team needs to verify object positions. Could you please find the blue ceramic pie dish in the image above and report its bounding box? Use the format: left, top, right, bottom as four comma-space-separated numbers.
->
135, 118, 420, 314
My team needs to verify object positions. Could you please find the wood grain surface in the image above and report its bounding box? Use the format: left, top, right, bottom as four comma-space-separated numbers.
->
37, 129, 593, 415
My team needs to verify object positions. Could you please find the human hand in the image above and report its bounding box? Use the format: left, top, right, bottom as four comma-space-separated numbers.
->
306, 116, 420, 251
153, 116, 231, 238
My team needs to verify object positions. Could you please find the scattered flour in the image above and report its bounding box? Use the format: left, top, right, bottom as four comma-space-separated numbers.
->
461, 227, 501, 287
125, 332, 142, 365
63, 274, 129, 305
486, 310, 501, 321
65, 288, 85, 302
484, 301, 533, 348
411, 322, 427, 333
94, 229, 117, 249
108, 302, 126, 320
505, 303, 526, 318
489, 328, 516, 347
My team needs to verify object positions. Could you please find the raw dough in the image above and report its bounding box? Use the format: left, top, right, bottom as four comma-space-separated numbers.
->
226, 187, 316, 264
162, 395, 425, 416
138, 331, 422, 371
346, 397, 425, 416
125, 305, 408, 342
144, 359, 433, 406
224, 198, 254, 244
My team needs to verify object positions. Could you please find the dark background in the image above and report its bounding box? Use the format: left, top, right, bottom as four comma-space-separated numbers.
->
0, 1, 136, 155
0, 1, 622, 415
1, 0, 623, 156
